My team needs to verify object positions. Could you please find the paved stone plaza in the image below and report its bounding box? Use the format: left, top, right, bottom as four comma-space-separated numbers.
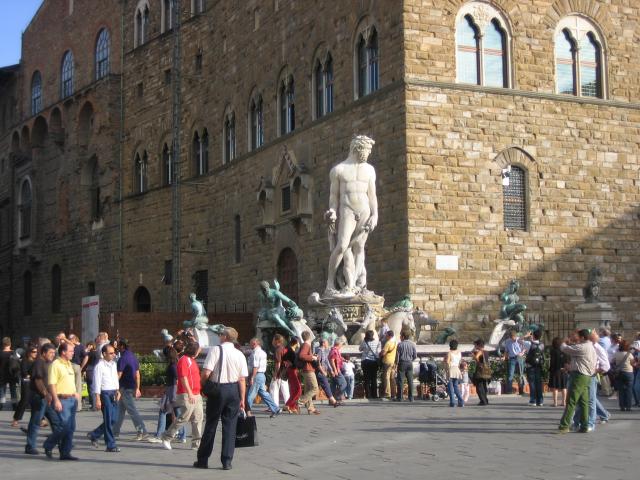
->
0, 395, 637, 480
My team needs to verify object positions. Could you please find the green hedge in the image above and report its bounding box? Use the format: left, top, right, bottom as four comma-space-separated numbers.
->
139, 355, 167, 386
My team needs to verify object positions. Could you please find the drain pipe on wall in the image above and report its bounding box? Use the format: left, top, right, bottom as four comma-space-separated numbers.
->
117, 0, 125, 312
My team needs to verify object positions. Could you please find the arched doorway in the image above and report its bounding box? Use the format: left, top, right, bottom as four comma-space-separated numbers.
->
277, 248, 298, 303
133, 286, 151, 312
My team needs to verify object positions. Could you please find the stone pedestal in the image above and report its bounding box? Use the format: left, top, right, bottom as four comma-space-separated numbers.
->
306, 293, 385, 345
574, 302, 616, 330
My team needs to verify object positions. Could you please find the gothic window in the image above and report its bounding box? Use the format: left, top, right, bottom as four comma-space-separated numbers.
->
356, 28, 379, 98
134, 286, 151, 312
278, 76, 295, 135
455, 3, 510, 88
162, 0, 173, 33
314, 54, 334, 119
24, 271, 32, 316
51, 265, 61, 314
61, 51, 74, 99
19, 179, 32, 240
135, 10, 143, 47
555, 16, 605, 98
224, 113, 236, 163
162, 143, 172, 185
234, 215, 241, 263
502, 165, 526, 231
95, 28, 110, 80
31, 71, 42, 116
134, 151, 148, 193
249, 95, 264, 150
193, 130, 209, 175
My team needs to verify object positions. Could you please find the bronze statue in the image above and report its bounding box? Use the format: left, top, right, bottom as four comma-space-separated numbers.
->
499, 279, 527, 329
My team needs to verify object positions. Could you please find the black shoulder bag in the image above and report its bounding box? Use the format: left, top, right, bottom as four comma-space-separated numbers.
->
202, 345, 224, 399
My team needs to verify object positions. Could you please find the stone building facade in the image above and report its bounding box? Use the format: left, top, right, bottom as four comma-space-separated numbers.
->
0, 0, 638, 342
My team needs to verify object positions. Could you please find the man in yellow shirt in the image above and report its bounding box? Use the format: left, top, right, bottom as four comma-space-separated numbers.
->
380, 331, 397, 399
43, 342, 79, 460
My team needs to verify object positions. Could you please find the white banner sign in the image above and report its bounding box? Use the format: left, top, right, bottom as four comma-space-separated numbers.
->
81, 295, 100, 343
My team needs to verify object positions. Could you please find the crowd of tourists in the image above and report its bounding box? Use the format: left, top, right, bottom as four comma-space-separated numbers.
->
0, 325, 639, 468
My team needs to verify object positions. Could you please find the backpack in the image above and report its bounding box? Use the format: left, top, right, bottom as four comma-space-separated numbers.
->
526, 343, 544, 368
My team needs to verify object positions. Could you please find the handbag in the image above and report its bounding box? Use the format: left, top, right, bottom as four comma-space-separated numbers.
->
363, 341, 382, 366
235, 411, 259, 448
201, 345, 223, 398
476, 353, 492, 380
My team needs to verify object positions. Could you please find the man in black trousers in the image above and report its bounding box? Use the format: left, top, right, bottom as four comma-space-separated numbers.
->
195, 327, 247, 470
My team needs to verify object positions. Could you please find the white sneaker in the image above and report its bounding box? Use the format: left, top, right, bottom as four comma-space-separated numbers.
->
161, 439, 172, 450
135, 432, 150, 441
148, 437, 162, 444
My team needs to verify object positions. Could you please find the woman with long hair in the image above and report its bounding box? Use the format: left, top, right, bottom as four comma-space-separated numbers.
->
282, 337, 301, 414
548, 337, 568, 407
472, 339, 489, 406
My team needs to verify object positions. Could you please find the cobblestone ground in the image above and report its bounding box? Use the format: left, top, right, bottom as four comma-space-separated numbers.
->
0, 394, 637, 480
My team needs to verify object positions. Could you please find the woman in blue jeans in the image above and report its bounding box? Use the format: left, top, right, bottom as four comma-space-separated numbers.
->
612, 341, 637, 411
445, 340, 464, 407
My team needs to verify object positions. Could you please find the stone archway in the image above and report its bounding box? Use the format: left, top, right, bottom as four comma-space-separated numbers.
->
133, 286, 151, 312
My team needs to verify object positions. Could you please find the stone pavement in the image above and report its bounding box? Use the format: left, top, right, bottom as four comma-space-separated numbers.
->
0, 394, 638, 480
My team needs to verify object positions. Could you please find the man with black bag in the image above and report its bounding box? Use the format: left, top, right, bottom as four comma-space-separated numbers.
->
525, 330, 545, 407
195, 327, 247, 471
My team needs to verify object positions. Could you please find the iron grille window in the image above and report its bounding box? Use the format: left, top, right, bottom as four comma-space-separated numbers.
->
503, 165, 526, 230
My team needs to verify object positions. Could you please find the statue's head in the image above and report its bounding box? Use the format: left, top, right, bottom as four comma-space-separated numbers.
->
259, 280, 270, 292
509, 279, 519, 293
189, 293, 197, 301
349, 134, 375, 163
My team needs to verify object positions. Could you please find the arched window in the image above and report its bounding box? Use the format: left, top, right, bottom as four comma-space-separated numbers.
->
555, 16, 605, 98
278, 76, 295, 135
249, 95, 264, 150
192, 130, 208, 175
555, 30, 575, 95
95, 29, 110, 80
483, 20, 507, 87
135, 4, 150, 47
455, 2, 510, 88
502, 165, 526, 231
314, 54, 334, 119
356, 27, 379, 98
143, 6, 150, 41
162, 143, 172, 185
31, 71, 42, 115
277, 248, 298, 303
456, 15, 479, 84
61, 51, 74, 99
19, 179, 32, 239
234, 215, 241, 263
24, 271, 32, 316
162, 0, 173, 33
134, 151, 148, 193
51, 265, 61, 313
136, 10, 142, 46
224, 112, 236, 163
134, 286, 151, 312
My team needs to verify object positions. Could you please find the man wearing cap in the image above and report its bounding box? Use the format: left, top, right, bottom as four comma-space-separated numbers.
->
43, 342, 79, 460
195, 327, 247, 470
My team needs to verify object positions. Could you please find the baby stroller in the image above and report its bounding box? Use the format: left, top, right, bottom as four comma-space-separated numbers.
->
419, 360, 449, 402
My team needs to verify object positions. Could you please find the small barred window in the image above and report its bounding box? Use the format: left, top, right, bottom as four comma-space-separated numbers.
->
502, 165, 526, 230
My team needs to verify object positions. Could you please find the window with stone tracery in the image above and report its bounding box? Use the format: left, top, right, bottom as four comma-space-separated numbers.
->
455, 2, 511, 88
355, 27, 378, 98
249, 94, 264, 150
224, 112, 236, 163
554, 16, 605, 99
95, 28, 110, 80
278, 75, 295, 136
61, 51, 74, 99
314, 53, 334, 119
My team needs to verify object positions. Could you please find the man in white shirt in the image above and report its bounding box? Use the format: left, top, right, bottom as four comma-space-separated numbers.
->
246, 338, 281, 417
194, 328, 247, 471
87, 344, 121, 452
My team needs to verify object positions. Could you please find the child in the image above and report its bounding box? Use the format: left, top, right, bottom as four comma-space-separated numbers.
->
341, 355, 356, 400
460, 360, 470, 403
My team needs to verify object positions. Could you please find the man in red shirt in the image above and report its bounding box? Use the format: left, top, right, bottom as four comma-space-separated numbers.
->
161, 341, 203, 451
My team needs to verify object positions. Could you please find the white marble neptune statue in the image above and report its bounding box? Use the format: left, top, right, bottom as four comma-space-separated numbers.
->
324, 135, 378, 297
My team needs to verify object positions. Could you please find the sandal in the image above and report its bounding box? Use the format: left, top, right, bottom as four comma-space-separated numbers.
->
10, 420, 19, 428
